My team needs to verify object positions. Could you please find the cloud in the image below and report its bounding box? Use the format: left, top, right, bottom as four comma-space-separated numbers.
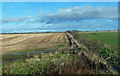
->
2, 16, 31, 24
37, 5, 118, 24
28, 18, 44, 23
2, 5, 118, 33
2, 18, 117, 33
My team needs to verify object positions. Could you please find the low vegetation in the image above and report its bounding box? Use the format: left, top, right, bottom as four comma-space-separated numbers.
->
2, 46, 114, 74
68, 30, 120, 73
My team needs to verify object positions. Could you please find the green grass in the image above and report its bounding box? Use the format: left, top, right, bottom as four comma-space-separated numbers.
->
55, 44, 69, 49
78, 31, 119, 68
69, 31, 119, 73
2, 43, 71, 74
2, 50, 71, 74
2, 43, 69, 63
79, 32, 118, 50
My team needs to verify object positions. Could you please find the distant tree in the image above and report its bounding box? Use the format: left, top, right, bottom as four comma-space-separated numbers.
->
46, 31, 49, 33
66, 30, 71, 33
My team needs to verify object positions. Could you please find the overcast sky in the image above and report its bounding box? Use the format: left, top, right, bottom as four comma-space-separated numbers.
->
2, 2, 118, 33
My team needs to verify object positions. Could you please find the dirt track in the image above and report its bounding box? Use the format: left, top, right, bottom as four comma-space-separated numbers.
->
1, 33, 69, 54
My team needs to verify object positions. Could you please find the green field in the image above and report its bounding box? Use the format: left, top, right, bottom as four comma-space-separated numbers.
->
79, 32, 118, 50
77, 31, 119, 70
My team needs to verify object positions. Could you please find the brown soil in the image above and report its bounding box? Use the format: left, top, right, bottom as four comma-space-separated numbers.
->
1, 33, 69, 54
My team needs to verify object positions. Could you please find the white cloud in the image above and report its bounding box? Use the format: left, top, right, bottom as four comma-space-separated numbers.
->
39, 5, 118, 24
2, 16, 31, 24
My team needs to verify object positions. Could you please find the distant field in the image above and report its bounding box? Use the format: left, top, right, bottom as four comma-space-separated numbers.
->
79, 31, 118, 50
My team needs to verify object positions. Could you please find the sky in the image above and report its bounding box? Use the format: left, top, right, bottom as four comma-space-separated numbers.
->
2, 2, 118, 33
2, 0, 119, 2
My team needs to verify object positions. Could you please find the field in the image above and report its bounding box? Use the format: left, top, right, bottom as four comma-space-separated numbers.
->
1, 33, 68, 54
79, 31, 118, 50
2, 33, 69, 63
1, 31, 120, 74
70, 31, 119, 73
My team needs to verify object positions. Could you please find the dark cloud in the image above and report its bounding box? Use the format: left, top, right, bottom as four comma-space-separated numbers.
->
28, 18, 46, 23
38, 5, 118, 24
2, 16, 31, 24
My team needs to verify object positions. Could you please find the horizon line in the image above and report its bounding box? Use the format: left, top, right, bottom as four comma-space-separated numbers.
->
1, 30, 118, 34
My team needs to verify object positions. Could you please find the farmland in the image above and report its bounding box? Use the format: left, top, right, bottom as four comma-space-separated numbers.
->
79, 31, 118, 50
1, 31, 119, 74
1, 33, 69, 63
69, 31, 119, 73
1, 33, 69, 54
78, 31, 119, 65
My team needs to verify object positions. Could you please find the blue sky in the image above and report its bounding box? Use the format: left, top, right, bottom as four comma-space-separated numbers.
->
2, 2, 118, 33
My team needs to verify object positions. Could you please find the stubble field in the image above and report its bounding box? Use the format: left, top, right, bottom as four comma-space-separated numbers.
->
1, 33, 69, 54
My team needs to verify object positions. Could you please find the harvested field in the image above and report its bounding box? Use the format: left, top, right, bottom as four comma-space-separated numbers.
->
1, 33, 69, 54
